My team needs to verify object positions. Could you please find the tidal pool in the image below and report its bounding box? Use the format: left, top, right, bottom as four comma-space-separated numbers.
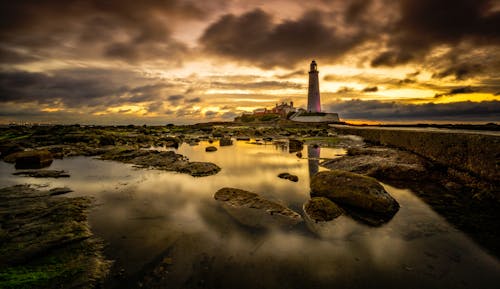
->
1, 140, 499, 289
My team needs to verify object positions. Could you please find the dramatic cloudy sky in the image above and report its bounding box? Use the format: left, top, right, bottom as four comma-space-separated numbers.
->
1, 0, 499, 124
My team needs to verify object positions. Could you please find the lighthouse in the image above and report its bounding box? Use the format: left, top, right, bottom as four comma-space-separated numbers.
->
307, 60, 321, 112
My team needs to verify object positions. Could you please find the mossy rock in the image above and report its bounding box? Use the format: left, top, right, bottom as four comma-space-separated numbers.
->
310, 170, 399, 215
304, 197, 344, 222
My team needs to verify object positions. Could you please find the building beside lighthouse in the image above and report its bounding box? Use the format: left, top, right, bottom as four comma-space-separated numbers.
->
307, 60, 321, 112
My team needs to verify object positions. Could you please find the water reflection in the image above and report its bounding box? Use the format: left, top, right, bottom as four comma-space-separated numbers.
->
307, 144, 320, 177
0, 141, 498, 289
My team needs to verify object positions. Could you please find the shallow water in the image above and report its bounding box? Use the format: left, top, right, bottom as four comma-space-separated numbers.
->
1, 140, 499, 289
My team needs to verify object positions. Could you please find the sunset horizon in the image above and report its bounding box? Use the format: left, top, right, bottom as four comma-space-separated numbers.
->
1, 0, 499, 125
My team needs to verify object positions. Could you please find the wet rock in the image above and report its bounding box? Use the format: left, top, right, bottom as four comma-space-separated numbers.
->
310, 170, 399, 215
278, 172, 299, 182
288, 139, 303, 153
0, 185, 110, 287
321, 147, 427, 182
214, 187, 302, 228
49, 187, 73, 195
101, 148, 220, 177
160, 136, 180, 148
0, 142, 24, 159
5, 150, 54, 169
99, 134, 116, 146
219, 137, 233, 146
303, 197, 343, 222
205, 146, 217, 152
179, 162, 221, 177
13, 170, 70, 178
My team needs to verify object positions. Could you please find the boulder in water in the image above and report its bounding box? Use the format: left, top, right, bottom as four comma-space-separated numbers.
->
214, 187, 302, 228
5, 150, 54, 169
219, 137, 233, 146
205, 146, 217, 152
278, 172, 299, 182
310, 170, 399, 215
303, 197, 343, 222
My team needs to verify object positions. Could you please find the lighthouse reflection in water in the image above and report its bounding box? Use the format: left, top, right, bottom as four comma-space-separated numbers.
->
308, 144, 320, 178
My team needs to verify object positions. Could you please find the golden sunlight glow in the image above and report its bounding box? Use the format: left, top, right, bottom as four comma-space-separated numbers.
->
41, 107, 62, 112
432, 93, 499, 104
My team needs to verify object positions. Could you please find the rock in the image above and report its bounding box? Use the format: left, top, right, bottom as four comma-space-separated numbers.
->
5, 150, 54, 169
219, 137, 233, 146
321, 147, 428, 184
288, 139, 303, 153
214, 187, 302, 228
99, 135, 116, 146
100, 148, 221, 177
13, 170, 70, 178
278, 172, 299, 182
310, 170, 399, 215
161, 137, 180, 148
236, 136, 250, 141
179, 162, 221, 177
205, 146, 217, 152
49, 187, 73, 195
0, 185, 110, 287
303, 197, 344, 222
296, 152, 302, 158
0, 142, 23, 159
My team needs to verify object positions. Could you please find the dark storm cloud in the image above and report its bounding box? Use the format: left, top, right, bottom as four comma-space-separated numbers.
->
0, 0, 223, 64
336, 87, 355, 93
200, 8, 371, 68
204, 110, 218, 117
0, 68, 174, 107
167, 94, 185, 104
185, 97, 202, 103
432, 63, 484, 80
371, 0, 500, 67
128, 83, 174, 103
326, 100, 500, 121
220, 111, 238, 120
434, 86, 476, 98
275, 70, 306, 79
210, 80, 304, 90
362, 86, 378, 92
0, 69, 126, 106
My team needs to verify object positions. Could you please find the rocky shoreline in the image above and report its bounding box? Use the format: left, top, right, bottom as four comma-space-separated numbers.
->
0, 185, 110, 289
321, 142, 500, 258
1, 122, 499, 287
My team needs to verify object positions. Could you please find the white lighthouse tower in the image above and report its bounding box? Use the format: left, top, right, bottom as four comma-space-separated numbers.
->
289, 59, 340, 123
307, 60, 321, 112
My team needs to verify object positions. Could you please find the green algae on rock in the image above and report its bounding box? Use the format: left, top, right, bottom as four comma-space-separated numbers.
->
0, 185, 110, 289
304, 197, 344, 223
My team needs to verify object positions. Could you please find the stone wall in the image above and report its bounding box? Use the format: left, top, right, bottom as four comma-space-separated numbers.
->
330, 125, 500, 182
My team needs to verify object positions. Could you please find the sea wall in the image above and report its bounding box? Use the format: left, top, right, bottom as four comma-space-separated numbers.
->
330, 125, 500, 182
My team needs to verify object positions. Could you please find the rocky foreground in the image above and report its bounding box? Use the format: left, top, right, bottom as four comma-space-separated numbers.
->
0, 185, 110, 289
322, 143, 500, 257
